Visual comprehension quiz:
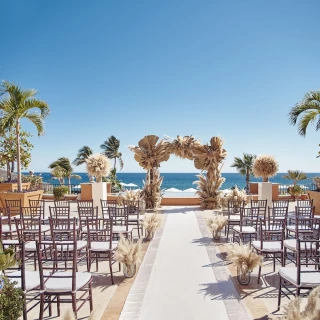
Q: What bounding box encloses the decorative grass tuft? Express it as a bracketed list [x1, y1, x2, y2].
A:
[227, 242, 262, 274]
[121, 189, 141, 201]
[206, 214, 228, 238]
[143, 213, 162, 238]
[114, 234, 142, 266]
[280, 286, 320, 320]
[220, 186, 248, 208]
[252, 155, 279, 182]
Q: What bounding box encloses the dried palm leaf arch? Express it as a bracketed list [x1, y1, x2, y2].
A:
[128, 135, 227, 210]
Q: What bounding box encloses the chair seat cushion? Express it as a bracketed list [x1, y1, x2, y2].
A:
[2, 239, 19, 245]
[24, 225, 50, 234]
[228, 215, 241, 221]
[56, 240, 87, 251]
[252, 241, 282, 252]
[113, 226, 133, 233]
[90, 241, 118, 251]
[279, 267, 320, 286]
[7, 270, 41, 291]
[1, 225, 17, 233]
[128, 215, 145, 221]
[45, 271, 92, 293]
[283, 239, 314, 251]
[233, 226, 256, 233]
[286, 225, 313, 232]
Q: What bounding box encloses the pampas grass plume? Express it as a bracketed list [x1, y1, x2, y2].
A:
[143, 213, 162, 234]
[252, 155, 279, 182]
[114, 234, 142, 266]
[206, 214, 228, 237]
[227, 243, 262, 273]
[86, 154, 111, 182]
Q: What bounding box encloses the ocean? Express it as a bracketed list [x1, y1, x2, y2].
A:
[28, 172, 319, 190]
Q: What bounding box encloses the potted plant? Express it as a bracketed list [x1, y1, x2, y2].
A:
[85, 154, 111, 214]
[252, 155, 279, 207]
[227, 242, 262, 285]
[0, 81, 49, 206]
[53, 186, 69, 200]
[0, 243, 24, 320]
[143, 213, 161, 240]
[114, 235, 142, 278]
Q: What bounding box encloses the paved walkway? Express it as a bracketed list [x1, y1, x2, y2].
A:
[120, 207, 252, 320]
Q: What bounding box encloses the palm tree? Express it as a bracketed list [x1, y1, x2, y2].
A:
[289, 90, 320, 136]
[100, 135, 124, 170]
[0, 81, 50, 191]
[48, 157, 81, 187]
[73, 146, 93, 166]
[282, 170, 307, 186]
[231, 153, 256, 193]
[104, 168, 122, 192]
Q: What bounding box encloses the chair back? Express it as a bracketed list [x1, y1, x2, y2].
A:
[3, 241, 26, 291]
[293, 217, 320, 240]
[297, 199, 313, 207]
[272, 200, 289, 208]
[29, 199, 46, 219]
[15, 216, 43, 242]
[49, 217, 77, 241]
[5, 199, 22, 216]
[239, 206, 258, 231]
[77, 200, 94, 208]
[257, 218, 284, 250]
[49, 206, 70, 219]
[101, 200, 118, 217]
[21, 206, 44, 219]
[268, 206, 288, 221]
[86, 217, 113, 250]
[0, 208, 14, 239]
[250, 199, 267, 217]
[227, 200, 245, 214]
[123, 200, 141, 217]
[295, 206, 314, 219]
[296, 239, 320, 286]
[109, 206, 129, 227]
[36, 240, 77, 292]
[54, 199, 70, 208]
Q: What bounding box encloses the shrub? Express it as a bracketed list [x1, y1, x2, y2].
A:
[21, 175, 42, 190]
[53, 186, 69, 200]
[289, 185, 304, 198]
[0, 277, 24, 320]
[313, 177, 320, 190]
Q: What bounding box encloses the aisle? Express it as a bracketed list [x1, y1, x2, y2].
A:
[120, 208, 252, 320]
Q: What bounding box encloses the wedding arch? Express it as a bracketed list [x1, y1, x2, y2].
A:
[128, 135, 227, 210]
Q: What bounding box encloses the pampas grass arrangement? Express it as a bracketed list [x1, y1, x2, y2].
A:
[114, 234, 142, 278]
[86, 154, 111, 183]
[169, 135, 200, 160]
[121, 189, 141, 201]
[227, 242, 262, 284]
[252, 155, 279, 182]
[143, 213, 162, 240]
[280, 286, 320, 320]
[206, 214, 228, 239]
[220, 186, 248, 209]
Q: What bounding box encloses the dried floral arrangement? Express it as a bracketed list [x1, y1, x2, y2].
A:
[206, 214, 228, 238]
[85, 154, 111, 183]
[227, 242, 262, 274]
[114, 234, 142, 266]
[280, 286, 320, 320]
[220, 186, 248, 208]
[121, 189, 141, 201]
[252, 155, 279, 182]
[168, 135, 200, 160]
[143, 213, 162, 239]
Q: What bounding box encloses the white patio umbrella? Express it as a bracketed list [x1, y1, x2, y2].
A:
[165, 187, 182, 192]
[183, 188, 197, 192]
[126, 183, 138, 187]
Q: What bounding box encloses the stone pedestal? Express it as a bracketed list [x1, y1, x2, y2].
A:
[91, 182, 107, 216]
[258, 182, 272, 210]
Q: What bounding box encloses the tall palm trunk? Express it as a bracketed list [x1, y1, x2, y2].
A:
[246, 171, 250, 194]
[114, 158, 117, 170]
[68, 177, 71, 194]
[16, 122, 22, 192]
[11, 161, 14, 173]
[6, 161, 11, 182]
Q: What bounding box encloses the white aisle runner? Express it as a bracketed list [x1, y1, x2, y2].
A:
[120, 208, 252, 320]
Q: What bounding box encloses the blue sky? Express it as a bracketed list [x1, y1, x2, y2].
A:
[0, 0, 319, 173]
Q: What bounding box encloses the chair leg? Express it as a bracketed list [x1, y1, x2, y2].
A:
[57, 296, 61, 317]
[96, 254, 99, 272]
[39, 293, 45, 320]
[277, 282, 282, 311]
[296, 288, 301, 297]
[22, 295, 27, 320]
[109, 254, 114, 285]
[257, 265, 262, 284]
[137, 222, 140, 238]
[72, 293, 77, 319]
[273, 255, 276, 272]
[89, 282, 93, 312]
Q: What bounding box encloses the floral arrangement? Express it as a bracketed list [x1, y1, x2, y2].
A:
[280, 286, 320, 320]
[252, 155, 279, 182]
[114, 235, 142, 265]
[227, 243, 262, 275]
[85, 154, 111, 183]
[121, 189, 141, 201]
[220, 186, 247, 209]
[206, 214, 228, 238]
[143, 213, 162, 240]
